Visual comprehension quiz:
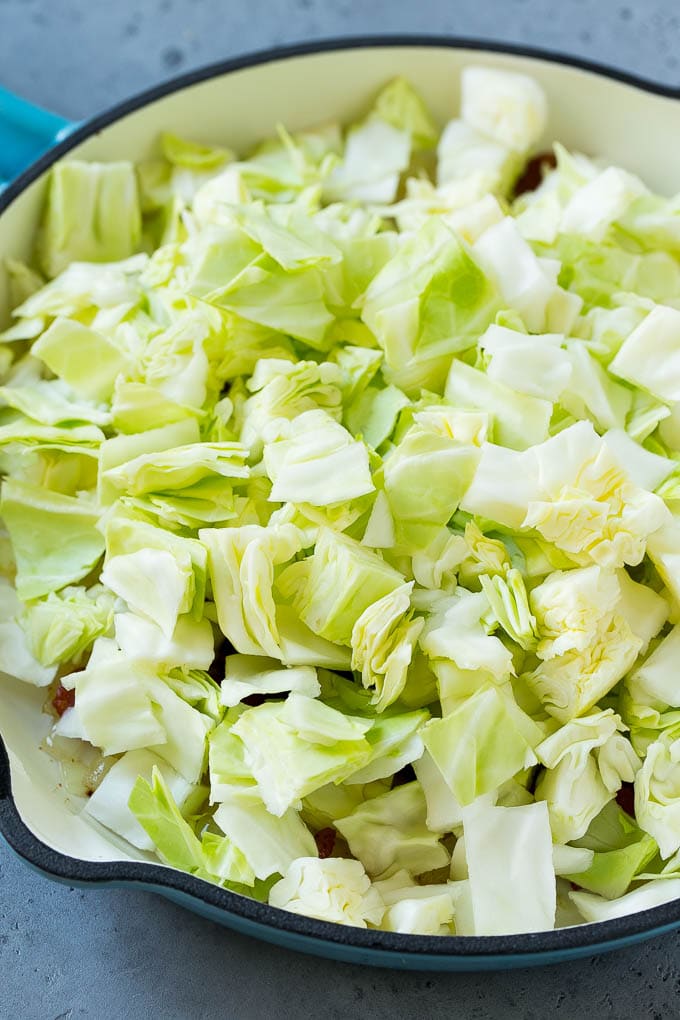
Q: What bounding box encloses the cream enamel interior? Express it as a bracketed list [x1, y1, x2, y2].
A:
[1, 43, 680, 867]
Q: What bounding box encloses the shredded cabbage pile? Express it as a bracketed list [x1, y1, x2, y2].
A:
[4, 65, 680, 936]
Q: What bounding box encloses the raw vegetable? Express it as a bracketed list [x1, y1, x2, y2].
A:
[3, 65, 680, 937]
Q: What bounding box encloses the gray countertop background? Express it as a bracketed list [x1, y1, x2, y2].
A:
[2, 1, 680, 1017]
[2, 0, 680, 119]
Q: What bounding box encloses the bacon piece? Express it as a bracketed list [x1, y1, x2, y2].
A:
[314, 827, 336, 859]
[513, 151, 557, 197]
[52, 684, 75, 717]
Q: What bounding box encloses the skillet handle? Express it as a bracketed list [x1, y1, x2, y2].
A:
[0, 86, 76, 188]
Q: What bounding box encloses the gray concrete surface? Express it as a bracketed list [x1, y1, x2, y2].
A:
[0, 0, 679, 119]
[2, 845, 679, 1020]
[2, 1, 680, 1017]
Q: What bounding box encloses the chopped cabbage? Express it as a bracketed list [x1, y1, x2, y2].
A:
[3, 63, 680, 938]
[263, 409, 375, 505]
[86, 748, 195, 851]
[38, 161, 141, 277]
[350, 582, 423, 711]
[535, 709, 640, 841]
[422, 685, 540, 805]
[269, 857, 384, 927]
[335, 781, 449, 877]
[460, 66, 547, 153]
[635, 727, 680, 859]
[19, 584, 116, 666]
[461, 800, 556, 935]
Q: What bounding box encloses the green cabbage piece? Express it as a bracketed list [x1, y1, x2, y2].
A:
[567, 801, 658, 899]
[350, 581, 423, 711]
[372, 77, 438, 149]
[1, 480, 105, 600]
[263, 409, 375, 506]
[114, 612, 215, 671]
[445, 359, 552, 451]
[460, 800, 556, 935]
[104, 508, 207, 616]
[110, 381, 199, 434]
[128, 766, 210, 871]
[62, 641, 212, 782]
[102, 509, 208, 639]
[345, 708, 429, 784]
[241, 358, 343, 453]
[102, 549, 197, 639]
[19, 584, 115, 666]
[570, 878, 680, 923]
[213, 789, 317, 881]
[164, 667, 222, 720]
[335, 781, 449, 877]
[235, 202, 342, 272]
[230, 696, 374, 815]
[344, 384, 410, 450]
[460, 66, 547, 154]
[31, 317, 131, 401]
[160, 132, 235, 170]
[9, 255, 143, 324]
[381, 423, 481, 532]
[0, 577, 57, 686]
[200, 522, 303, 658]
[208, 715, 260, 804]
[361, 218, 499, 395]
[99, 419, 201, 504]
[545, 234, 680, 310]
[419, 587, 515, 682]
[128, 765, 257, 888]
[0, 379, 111, 427]
[102, 441, 249, 497]
[421, 685, 541, 806]
[479, 324, 571, 402]
[38, 161, 142, 278]
[437, 119, 520, 193]
[460, 421, 669, 571]
[380, 886, 459, 935]
[289, 527, 404, 645]
[534, 709, 640, 842]
[4, 258, 45, 309]
[220, 654, 320, 708]
[187, 229, 333, 348]
[609, 304, 680, 403]
[87, 748, 196, 851]
[269, 857, 385, 927]
[479, 568, 537, 651]
[323, 117, 410, 205]
[634, 726, 680, 860]
[561, 342, 633, 432]
[413, 749, 465, 832]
